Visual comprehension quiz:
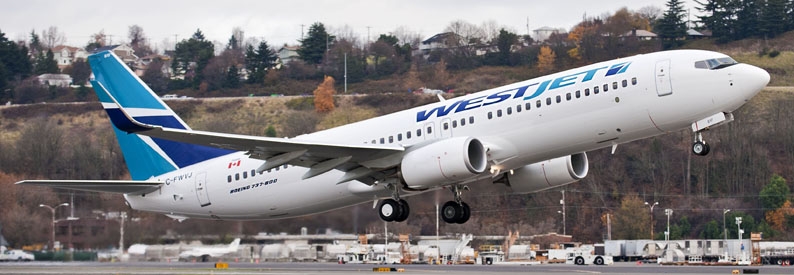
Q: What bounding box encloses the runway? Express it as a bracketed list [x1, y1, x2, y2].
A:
[1, 261, 792, 275]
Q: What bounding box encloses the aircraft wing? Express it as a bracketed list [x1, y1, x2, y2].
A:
[97, 83, 404, 184]
[16, 180, 163, 195]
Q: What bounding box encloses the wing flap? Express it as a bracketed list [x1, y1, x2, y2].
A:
[16, 180, 163, 195]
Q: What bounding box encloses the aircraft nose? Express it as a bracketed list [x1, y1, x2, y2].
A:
[743, 64, 770, 92]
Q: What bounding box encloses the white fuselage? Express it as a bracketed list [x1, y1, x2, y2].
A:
[124, 50, 768, 220]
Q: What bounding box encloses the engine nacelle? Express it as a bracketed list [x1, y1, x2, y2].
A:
[505, 153, 589, 194]
[400, 137, 487, 189]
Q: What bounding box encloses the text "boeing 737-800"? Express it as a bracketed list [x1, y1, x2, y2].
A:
[18, 49, 769, 224]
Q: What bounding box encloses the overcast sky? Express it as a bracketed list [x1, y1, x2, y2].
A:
[1, 0, 701, 51]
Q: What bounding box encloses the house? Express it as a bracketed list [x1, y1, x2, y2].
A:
[92, 44, 139, 67]
[278, 45, 300, 66]
[134, 54, 172, 77]
[687, 29, 710, 39]
[51, 45, 89, 70]
[533, 26, 565, 42]
[37, 74, 73, 87]
[418, 32, 461, 56]
[623, 29, 658, 41]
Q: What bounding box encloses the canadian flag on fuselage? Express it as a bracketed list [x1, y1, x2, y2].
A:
[228, 159, 241, 169]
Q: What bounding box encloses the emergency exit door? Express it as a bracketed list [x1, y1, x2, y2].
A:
[655, 60, 672, 96]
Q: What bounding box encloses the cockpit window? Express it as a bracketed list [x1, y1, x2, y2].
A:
[694, 57, 738, 70]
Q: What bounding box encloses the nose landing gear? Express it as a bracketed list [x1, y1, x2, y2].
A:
[692, 132, 710, 156]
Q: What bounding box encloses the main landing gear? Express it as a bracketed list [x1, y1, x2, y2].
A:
[692, 132, 710, 156]
[378, 183, 410, 222]
[440, 185, 470, 224]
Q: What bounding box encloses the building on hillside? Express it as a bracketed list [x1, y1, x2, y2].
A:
[135, 54, 172, 77]
[687, 29, 711, 39]
[278, 45, 300, 66]
[418, 32, 460, 58]
[622, 29, 658, 41]
[92, 44, 139, 67]
[533, 26, 565, 43]
[37, 74, 73, 87]
[51, 45, 89, 70]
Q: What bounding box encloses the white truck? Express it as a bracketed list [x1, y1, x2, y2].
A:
[0, 246, 35, 261]
[565, 247, 613, 266]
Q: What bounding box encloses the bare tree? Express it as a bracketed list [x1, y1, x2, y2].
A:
[42, 26, 65, 49]
[480, 20, 502, 43]
[392, 26, 423, 47]
[331, 25, 361, 47]
[637, 5, 663, 25]
[128, 25, 153, 56]
[231, 27, 245, 50]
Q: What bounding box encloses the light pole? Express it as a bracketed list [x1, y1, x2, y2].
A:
[736, 216, 744, 261]
[723, 209, 730, 243]
[39, 203, 69, 250]
[560, 190, 566, 235]
[664, 209, 673, 262]
[645, 201, 659, 239]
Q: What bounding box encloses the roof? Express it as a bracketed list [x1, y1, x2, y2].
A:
[534, 26, 558, 32]
[624, 30, 657, 37]
[52, 45, 82, 53]
[422, 32, 458, 44]
[37, 73, 73, 80]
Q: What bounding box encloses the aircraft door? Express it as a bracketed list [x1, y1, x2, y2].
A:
[655, 60, 672, 96]
[440, 118, 452, 138]
[195, 172, 211, 207]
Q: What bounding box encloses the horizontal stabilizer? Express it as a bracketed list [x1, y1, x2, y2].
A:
[16, 180, 163, 195]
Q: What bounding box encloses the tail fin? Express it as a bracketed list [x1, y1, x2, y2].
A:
[228, 238, 241, 251]
[88, 51, 233, 180]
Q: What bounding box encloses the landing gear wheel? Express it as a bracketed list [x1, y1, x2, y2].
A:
[456, 202, 470, 224]
[378, 199, 400, 222]
[394, 199, 410, 222]
[441, 201, 463, 223]
[692, 141, 710, 156]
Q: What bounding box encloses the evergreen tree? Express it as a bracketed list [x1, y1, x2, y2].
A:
[760, 0, 789, 38]
[172, 29, 215, 88]
[734, 0, 761, 40]
[35, 49, 59, 74]
[696, 0, 737, 43]
[0, 30, 33, 82]
[298, 22, 334, 65]
[224, 66, 240, 88]
[495, 28, 518, 66]
[244, 41, 277, 84]
[760, 175, 789, 210]
[656, 0, 688, 49]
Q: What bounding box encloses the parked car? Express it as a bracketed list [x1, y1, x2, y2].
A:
[0, 249, 35, 261]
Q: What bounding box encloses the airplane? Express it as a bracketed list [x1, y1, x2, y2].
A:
[18, 49, 769, 225]
[178, 238, 241, 262]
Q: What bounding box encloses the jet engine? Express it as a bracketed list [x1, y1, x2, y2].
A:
[400, 137, 487, 189]
[504, 153, 589, 194]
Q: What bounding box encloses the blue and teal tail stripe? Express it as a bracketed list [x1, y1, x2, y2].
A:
[88, 51, 233, 180]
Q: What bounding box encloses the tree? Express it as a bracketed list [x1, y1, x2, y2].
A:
[85, 30, 107, 52]
[696, 0, 737, 43]
[765, 200, 794, 231]
[760, 0, 789, 38]
[63, 58, 91, 85]
[495, 29, 518, 66]
[612, 194, 650, 239]
[536, 46, 556, 73]
[734, 0, 761, 40]
[701, 220, 722, 239]
[172, 29, 215, 88]
[656, 0, 688, 49]
[245, 40, 277, 84]
[224, 65, 240, 88]
[141, 57, 169, 93]
[313, 76, 336, 113]
[128, 25, 153, 57]
[34, 49, 59, 74]
[0, 29, 32, 84]
[760, 174, 789, 210]
[42, 26, 65, 49]
[298, 22, 334, 65]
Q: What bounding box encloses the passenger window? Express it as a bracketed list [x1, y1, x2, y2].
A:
[275, 166, 280, 171]
[536, 100, 541, 108]
[603, 84, 608, 92]
[427, 127, 432, 134]
[283, 164, 288, 169]
[397, 133, 402, 141]
[488, 112, 493, 119]
[507, 107, 512, 115]
[594, 86, 600, 94]
[469, 116, 474, 124]
[632, 77, 637, 85]
[380, 138, 385, 144]
[460, 118, 466, 126]
[613, 82, 618, 89]
[452, 120, 458, 128]
[575, 90, 581, 98]
[417, 129, 422, 137]
[251, 170, 256, 177]
[235, 173, 240, 181]
[546, 97, 552, 106]
[516, 104, 522, 112]
[389, 136, 394, 143]
[227, 175, 232, 183]
[497, 109, 503, 117]
[526, 102, 531, 110]
[443, 122, 449, 130]
[371, 139, 376, 144]
[585, 88, 590, 96]
[243, 171, 248, 179]
[556, 95, 561, 103]
[622, 80, 628, 87]
[407, 131, 412, 139]
[566, 93, 571, 101]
